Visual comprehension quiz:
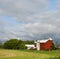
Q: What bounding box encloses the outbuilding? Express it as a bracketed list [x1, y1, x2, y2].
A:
[25, 44, 36, 50]
[35, 38, 53, 50]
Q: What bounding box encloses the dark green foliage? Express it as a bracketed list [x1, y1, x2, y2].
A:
[16, 40, 27, 49]
[3, 39, 34, 49]
[0, 42, 3, 48]
[3, 39, 19, 49]
[51, 42, 56, 50]
[19, 41, 27, 49]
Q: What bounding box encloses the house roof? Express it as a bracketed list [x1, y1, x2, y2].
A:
[35, 38, 52, 43]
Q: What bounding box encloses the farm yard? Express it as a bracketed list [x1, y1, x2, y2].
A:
[0, 49, 60, 59]
[0, 0, 60, 59]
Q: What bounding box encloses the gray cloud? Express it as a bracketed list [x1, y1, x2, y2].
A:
[0, 0, 60, 42]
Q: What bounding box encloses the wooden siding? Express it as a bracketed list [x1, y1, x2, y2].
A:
[40, 40, 52, 50]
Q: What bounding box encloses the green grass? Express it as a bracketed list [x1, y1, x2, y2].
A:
[0, 49, 60, 59]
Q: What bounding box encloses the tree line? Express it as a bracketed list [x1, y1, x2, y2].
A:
[0, 38, 60, 50]
[0, 39, 34, 49]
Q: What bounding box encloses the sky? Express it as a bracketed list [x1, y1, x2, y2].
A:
[0, 0, 60, 42]
[49, 0, 56, 10]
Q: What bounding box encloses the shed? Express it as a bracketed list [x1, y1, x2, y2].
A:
[25, 44, 36, 50]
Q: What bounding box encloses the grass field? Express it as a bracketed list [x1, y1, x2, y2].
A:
[0, 49, 60, 59]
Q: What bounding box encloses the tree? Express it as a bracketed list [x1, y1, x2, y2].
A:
[3, 39, 19, 49]
[0, 42, 3, 48]
[51, 42, 56, 50]
[3, 39, 26, 49]
[3, 39, 34, 49]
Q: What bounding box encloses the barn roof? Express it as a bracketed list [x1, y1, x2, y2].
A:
[35, 38, 53, 43]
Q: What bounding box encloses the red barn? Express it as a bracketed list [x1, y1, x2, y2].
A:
[35, 38, 53, 50]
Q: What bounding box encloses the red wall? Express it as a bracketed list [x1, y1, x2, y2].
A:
[40, 40, 52, 50]
[40, 43, 45, 50]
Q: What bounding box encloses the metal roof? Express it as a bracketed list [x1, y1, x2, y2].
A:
[35, 38, 52, 43]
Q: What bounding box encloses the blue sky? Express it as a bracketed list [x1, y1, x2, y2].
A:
[0, 16, 16, 23]
[0, 0, 60, 42]
[49, 0, 56, 10]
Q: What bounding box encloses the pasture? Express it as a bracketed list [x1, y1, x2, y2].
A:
[0, 49, 60, 59]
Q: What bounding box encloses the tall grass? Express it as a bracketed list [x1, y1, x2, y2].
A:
[0, 49, 60, 59]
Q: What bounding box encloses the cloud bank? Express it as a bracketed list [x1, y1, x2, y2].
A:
[0, 0, 60, 42]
